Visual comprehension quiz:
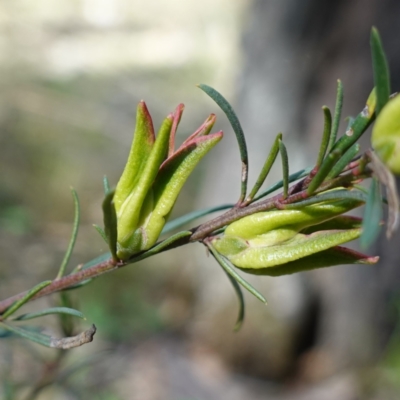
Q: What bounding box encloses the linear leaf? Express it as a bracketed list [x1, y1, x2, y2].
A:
[12, 307, 85, 321]
[328, 80, 344, 152]
[103, 175, 111, 196]
[246, 133, 281, 203]
[207, 242, 267, 304]
[283, 189, 367, 209]
[308, 89, 376, 194]
[279, 139, 289, 198]
[198, 84, 248, 203]
[127, 231, 192, 264]
[0, 322, 96, 349]
[371, 27, 390, 115]
[0, 322, 52, 346]
[360, 177, 383, 249]
[102, 190, 118, 261]
[253, 167, 312, 202]
[56, 188, 80, 279]
[224, 271, 245, 331]
[2, 281, 52, 320]
[93, 224, 108, 244]
[316, 106, 332, 166]
[326, 143, 360, 180]
[162, 204, 233, 234]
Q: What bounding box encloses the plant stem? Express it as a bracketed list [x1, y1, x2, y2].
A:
[0, 166, 372, 315]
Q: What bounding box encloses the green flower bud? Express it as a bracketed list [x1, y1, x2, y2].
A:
[108, 102, 222, 260]
[212, 197, 377, 274]
[372, 94, 400, 174]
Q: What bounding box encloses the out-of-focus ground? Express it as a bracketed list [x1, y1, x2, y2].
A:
[1, 1, 400, 399]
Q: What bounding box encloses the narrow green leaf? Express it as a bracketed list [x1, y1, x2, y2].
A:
[279, 139, 289, 199]
[102, 190, 118, 261]
[307, 149, 342, 194]
[80, 252, 111, 271]
[224, 271, 245, 331]
[0, 322, 96, 349]
[238, 246, 378, 277]
[253, 167, 312, 202]
[331, 88, 376, 154]
[12, 307, 85, 321]
[198, 84, 248, 203]
[326, 143, 360, 180]
[207, 242, 267, 304]
[2, 281, 52, 320]
[93, 224, 108, 244]
[0, 322, 52, 346]
[283, 189, 367, 209]
[308, 89, 376, 194]
[114, 101, 155, 212]
[62, 279, 93, 291]
[360, 177, 383, 249]
[56, 188, 80, 279]
[128, 230, 192, 264]
[371, 27, 390, 115]
[141, 132, 223, 250]
[246, 133, 282, 203]
[103, 175, 111, 196]
[328, 80, 344, 152]
[162, 203, 233, 235]
[316, 106, 332, 167]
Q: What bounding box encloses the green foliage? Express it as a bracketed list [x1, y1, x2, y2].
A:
[0, 28, 397, 355]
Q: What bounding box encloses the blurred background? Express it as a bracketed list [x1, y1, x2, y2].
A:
[1, 0, 400, 399]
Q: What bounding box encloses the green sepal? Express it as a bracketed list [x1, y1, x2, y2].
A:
[140, 131, 223, 250]
[224, 228, 362, 269]
[238, 246, 379, 276]
[114, 101, 155, 212]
